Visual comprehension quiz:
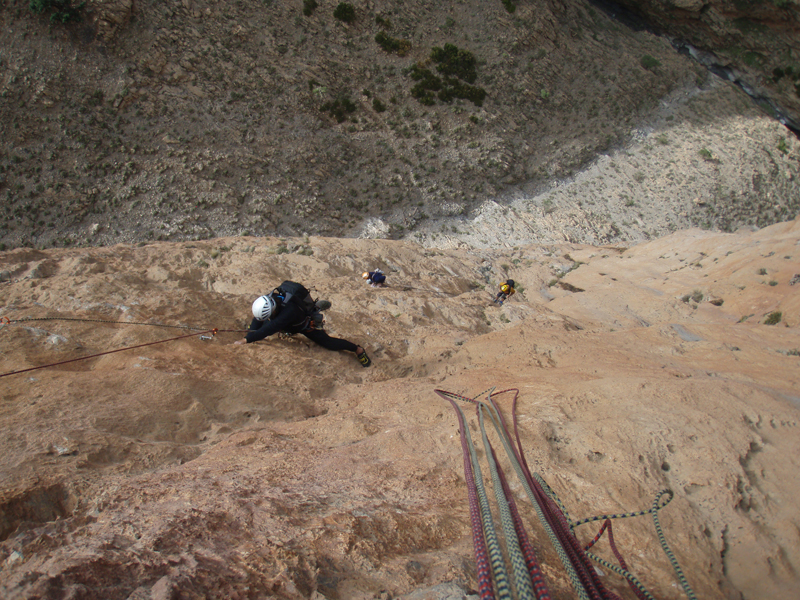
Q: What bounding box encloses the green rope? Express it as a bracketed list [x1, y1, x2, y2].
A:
[454, 399, 513, 599]
[441, 388, 590, 599]
[651, 491, 697, 600]
[479, 394, 591, 600]
[477, 403, 535, 598]
[544, 475, 695, 600]
[584, 550, 655, 600]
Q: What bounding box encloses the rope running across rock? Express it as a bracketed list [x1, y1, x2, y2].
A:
[0, 314, 245, 379]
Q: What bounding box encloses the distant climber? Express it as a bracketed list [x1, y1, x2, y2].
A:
[362, 269, 387, 288]
[233, 280, 371, 367]
[493, 279, 516, 305]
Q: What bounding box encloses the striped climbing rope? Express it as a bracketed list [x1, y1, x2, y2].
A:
[477, 405, 536, 598]
[437, 387, 697, 600]
[440, 393, 501, 600]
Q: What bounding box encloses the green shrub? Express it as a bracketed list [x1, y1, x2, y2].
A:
[640, 55, 660, 70]
[408, 63, 486, 107]
[29, 0, 85, 23]
[302, 0, 318, 16]
[431, 43, 478, 83]
[764, 311, 782, 325]
[502, 0, 516, 13]
[375, 31, 411, 56]
[437, 80, 486, 106]
[372, 98, 387, 112]
[321, 97, 356, 122]
[333, 2, 355, 22]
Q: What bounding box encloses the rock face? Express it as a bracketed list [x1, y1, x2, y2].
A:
[611, 0, 800, 129]
[0, 218, 798, 599]
[88, 0, 134, 43]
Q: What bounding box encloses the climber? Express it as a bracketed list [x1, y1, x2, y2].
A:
[494, 279, 516, 305]
[233, 280, 371, 367]
[362, 269, 387, 288]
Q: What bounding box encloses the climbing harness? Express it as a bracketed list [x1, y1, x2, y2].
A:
[435, 387, 697, 600]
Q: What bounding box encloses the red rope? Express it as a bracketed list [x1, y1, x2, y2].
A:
[435, 390, 496, 600]
[0, 329, 215, 379]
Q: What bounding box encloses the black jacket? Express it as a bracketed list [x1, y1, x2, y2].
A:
[245, 299, 309, 343]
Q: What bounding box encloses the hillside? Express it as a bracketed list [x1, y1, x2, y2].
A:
[1, 0, 799, 251]
[1, 219, 798, 599]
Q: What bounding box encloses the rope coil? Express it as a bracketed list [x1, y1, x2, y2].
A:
[436, 387, 697, 600]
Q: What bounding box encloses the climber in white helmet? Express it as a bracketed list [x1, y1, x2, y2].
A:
[233, 280, 371, 367]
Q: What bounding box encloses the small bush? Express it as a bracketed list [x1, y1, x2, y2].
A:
[641, 55, 661, 70]
[333, 2, 356, 22]
[30, 0, 85, 23]
[758, 267, 768, 275]
[372, 98, 387, 112]
[302, 0, 318, 16]
[408, 64, 486, 107]
[764, 311, 782, 325]
[321, 97, 356, 122]
[431, 43, 477, 83]
[769, 280, 778, 286]
[375, 31, 411, 56]
[502, 0, 516, 13]
[699, 148, 713, 160]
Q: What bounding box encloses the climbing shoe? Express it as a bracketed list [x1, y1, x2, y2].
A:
[357, 349, 371, 368]
[315, 299, 332, 311]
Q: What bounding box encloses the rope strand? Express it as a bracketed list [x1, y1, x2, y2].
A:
[0, 329, 215, 379]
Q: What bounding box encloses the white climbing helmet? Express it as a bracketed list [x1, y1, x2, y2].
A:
[252, 295, 276, 321]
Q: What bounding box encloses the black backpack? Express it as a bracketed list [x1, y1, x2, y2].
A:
[274, 281, 316, 316]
